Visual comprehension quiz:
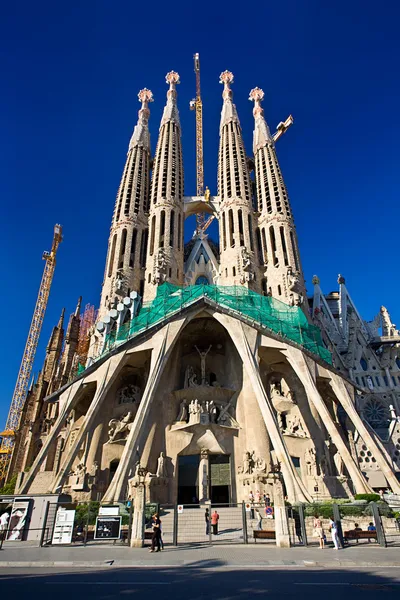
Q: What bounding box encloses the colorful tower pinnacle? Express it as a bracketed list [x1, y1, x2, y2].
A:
[217, 71, 260, 289]
[99, 88, 153, 317]
[250, 87, 306, 306]
[143, 72, 184, 301]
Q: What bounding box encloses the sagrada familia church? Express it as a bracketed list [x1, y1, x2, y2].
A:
[12, 68, 400, 508]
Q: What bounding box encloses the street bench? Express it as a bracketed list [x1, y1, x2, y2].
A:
[253, 530, 276, 542]
[343, 530, 377, 543]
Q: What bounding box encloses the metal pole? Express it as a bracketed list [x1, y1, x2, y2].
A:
[84, 502, 90, 546]
[173, 504, 178, 546]
[332, 503, 344, 548]
[39, 501, 50, 547]
[371, 502, 387, 547]
[127, 501, 133, 545]
[242, 502, 248, 544]
[299, 503, 308, 546]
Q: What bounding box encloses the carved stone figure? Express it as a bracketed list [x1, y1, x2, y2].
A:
[117, 384, 141, 404]
[333, 448, 345, 476]
[305, 447, 317, 476]
[153, 249, 167, 284]
[184, 365, 198, 388]
[255, 457, 267, 473]
[107, 412, 133, 443]
[243, 451, 253, 474]
[69, 462, 86, 487]
[176, 399, 189, 422]
[240, 247, 251, 271]
[285, 413, 307, 437]
[209, 401, 219, 424]
[195, 345, 212, 385]
[156, 452, 167, 478]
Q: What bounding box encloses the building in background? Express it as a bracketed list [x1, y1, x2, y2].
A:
[12, 68, 400, 504]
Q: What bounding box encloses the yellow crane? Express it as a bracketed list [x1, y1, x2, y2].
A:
[190, 52, 206, 233]
[0, 224, 62, 484]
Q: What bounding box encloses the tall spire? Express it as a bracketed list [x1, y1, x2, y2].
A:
[219, 70, 240, 132]
[74, 296, 82, 317]
[129, 88, 153, 151]
[98, 88, 153, 317]
[250, 87, 306, 306]
[217, 71, 260, 289]
[143, 72, 184, 301]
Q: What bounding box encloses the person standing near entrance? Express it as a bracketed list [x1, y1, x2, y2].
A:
[149, 513, 161, 553]
[205, 508, 210, 535]
[329, 517, 340, 550]
[211, 510, 219, 535]
[313, 515, 325, 549]
[0, 510, 10, 538]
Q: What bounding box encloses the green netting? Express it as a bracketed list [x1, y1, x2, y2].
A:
[101, 283, 332, 365]
[77, 363, 86, 376]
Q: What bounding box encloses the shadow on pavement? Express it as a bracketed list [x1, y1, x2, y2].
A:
[0, 565, 400, 599]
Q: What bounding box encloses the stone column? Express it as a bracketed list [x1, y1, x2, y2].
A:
[129, 467, 147, 548]
[273, 477, 290, 548]
[199, 449, 209, 503]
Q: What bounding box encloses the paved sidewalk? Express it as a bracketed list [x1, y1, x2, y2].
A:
[1, 543, 400, 568]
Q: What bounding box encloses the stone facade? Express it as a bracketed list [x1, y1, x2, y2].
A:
[12, 67, 400, 507]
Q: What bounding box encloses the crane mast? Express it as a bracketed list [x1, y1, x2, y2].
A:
[0, 224, 62, 484]
[190, 53, 206, 232]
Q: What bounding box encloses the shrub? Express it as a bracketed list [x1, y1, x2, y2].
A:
[354, 493, 380, 503]
[0, 474, 17, 495]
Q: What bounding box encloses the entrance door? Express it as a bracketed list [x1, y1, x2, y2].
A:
[178, 455, 200, 504]
[210, 454, 231, 504]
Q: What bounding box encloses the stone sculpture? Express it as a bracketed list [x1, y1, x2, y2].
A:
[156, 452, 167, 478]
[107, 412, 133, 443]
[176, 399, 189, 422]
[305, 447, 317, 476]
[195, 344, 212, 385]
[117, 384, 141, 404]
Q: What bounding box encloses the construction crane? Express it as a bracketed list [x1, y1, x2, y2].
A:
[190, 52, 206, 233]
[0, 224, 62, 484]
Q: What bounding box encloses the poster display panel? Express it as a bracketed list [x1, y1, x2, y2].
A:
[6, 499, 30, 541]
[94, 516, 121, 540]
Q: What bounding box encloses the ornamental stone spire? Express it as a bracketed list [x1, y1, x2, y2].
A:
[217, 71, 261, 289]
[250, 88, 306, 306]
[98, 89, 153, 318]
[143, 72, 184, 301]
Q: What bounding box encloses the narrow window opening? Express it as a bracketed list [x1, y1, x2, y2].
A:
[222, 213, 227, 251]
[277, 285, 282, 295]
[238, 209, 244, 246]
[269, 226, 278, 266]
[256, 228, 263, 263]
[159, 210, 165, 248]
[280, 227, 289, 266]
[229, 209, 235, 247]
[129, 229, 137, 267]
[177, 215, 181, 250]
[169, 210, 175, 247]
[150, 216, 156, 256]
[108, 235, 117, 277]
[248, 214, 254, 251]
[233, 266, 236, 276]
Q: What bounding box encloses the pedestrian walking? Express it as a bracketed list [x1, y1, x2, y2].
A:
[205, 508, 210, 535]
[313, 515, 325, 549]
[0, 510, 10, 532]
[149, 513, 161, 553]
[159, 519, 164, 550]
[329, 518, 340, 550]
[211, 510, 219, 535]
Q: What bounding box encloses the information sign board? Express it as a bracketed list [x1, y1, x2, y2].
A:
[94, 516, 122, 540]
[52, 508, 75, 545]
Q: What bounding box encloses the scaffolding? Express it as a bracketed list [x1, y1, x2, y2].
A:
[99, 283, 331, 365]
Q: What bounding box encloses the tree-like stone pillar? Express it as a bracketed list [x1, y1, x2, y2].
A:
[273, 476, 290, 548]
[199, 448, 209, 503]
[129, 466, 147, 548]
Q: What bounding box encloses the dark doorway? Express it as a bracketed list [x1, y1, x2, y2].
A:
[178, 455, 200, 504]
[210, 454, 231, 504]
[109, 460, 119, 484]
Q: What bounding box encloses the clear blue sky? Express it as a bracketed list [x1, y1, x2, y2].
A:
[1, 0, 399, 425]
